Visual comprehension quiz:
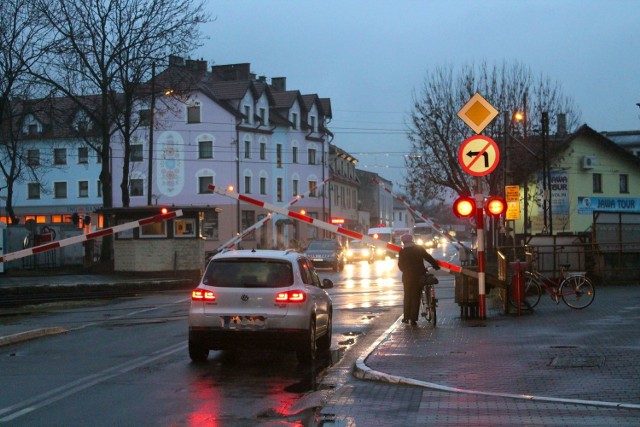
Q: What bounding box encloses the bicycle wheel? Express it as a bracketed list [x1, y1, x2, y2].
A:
[560, 275, 595, 309]
[509, 271, 542, 309]
[420, 288, 429, 320]
[429, 290, 437, 327]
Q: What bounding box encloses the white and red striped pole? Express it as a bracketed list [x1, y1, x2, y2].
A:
[372, 177, 472, 254]
[215, 178, 330, 252]
[0, 210, 183, 264]
[208, 184, 463, 274]
[475, 194, 486, 320]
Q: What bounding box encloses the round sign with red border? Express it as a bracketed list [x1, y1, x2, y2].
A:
[458, 135, 500, 177]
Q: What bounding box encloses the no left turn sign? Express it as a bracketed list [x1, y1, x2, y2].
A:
[458, 135, 500, 177]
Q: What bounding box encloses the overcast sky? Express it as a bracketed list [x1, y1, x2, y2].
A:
[196, 0, 640, 187]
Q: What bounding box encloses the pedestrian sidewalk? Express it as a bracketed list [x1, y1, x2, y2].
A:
[351, 281, 640, 409]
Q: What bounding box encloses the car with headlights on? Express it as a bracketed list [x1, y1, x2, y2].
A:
[304, 239, 345, 271]
[345, 239, 374, 264]
[188, 249, 334, 363]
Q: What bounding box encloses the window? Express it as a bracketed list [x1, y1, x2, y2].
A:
[277, 178, 283, 202]
[293, 179, 299, 197]
[199, 176, 213, 194]
[95, 148, 102, 164]
[187, 104, 201, 123]
[260, 142, 266, 160]
[292, 146, 298, 164]
[292, 112, 298, 130]
[309, 116, 316, 131]
[200, 210, 219, 240]
[140, 221, 166, 238]
[244, 176, 251, 193]
[243, 105, 251, 124]
[130, 178, 144, 196]
[620, 174, 629, 193]
[241, 210, 256, 240]
[28, 183, 40, 199]
[276, 144, 282, 168]
[130, 144, 143, 162]
[174, 218, 195, 237]
[27, 150, 40, 166]
[244, 139, 251, 159]
[260, 177, 267, 195]
[199, 140, 213, 159]
[259, 107, 266, 125]
[54, 182, 67, 199]
[593, 173, 602, 193]
[78, 147, 88, 164]
[78, 181, 89, 198]
[309, 180, 317, 197]
[308, 148, 317, 165]
[97, 180, 102, 197]
[54, 148, 67, 165]
[139, 109, 150, 126]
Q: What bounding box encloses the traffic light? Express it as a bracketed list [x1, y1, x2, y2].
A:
[485, 196, 506, 217]
[453, 196, 475, 218]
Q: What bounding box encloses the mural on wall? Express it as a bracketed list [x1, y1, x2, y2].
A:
[157, 131, 185, 197]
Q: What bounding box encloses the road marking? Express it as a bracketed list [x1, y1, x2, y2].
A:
[0, 342, 187, 422]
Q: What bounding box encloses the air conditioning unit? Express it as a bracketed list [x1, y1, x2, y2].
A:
[581, 156, 596, 169]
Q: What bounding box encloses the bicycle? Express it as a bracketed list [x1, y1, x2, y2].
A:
[509, 263, 595, 310]
[419, 268, 438, 326]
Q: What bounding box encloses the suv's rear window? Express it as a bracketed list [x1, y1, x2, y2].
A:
[202, 258, 293, 288]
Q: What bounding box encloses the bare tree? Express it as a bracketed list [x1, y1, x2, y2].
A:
[406, 61, 581, 202]
[31, 0, 208, 260]
[0, 0, 52, 224]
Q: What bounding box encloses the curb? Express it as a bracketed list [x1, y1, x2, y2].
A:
[0, 327, 69, 347]
[353, 316, 640, 411]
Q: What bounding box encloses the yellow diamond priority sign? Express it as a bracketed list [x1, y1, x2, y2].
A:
[457, 93, 499, 134]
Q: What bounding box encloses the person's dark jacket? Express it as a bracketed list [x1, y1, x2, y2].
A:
[398, 244, 440, 285]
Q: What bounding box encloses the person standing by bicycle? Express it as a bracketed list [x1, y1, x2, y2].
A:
[398, 234, 440, 325]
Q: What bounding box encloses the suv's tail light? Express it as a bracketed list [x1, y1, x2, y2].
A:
[275, 290, 306, 303]
[192, 288, 216, 301]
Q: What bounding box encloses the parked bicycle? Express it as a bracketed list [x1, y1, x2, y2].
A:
[510, 263, 595, 310]
[419, 267, 438, 326]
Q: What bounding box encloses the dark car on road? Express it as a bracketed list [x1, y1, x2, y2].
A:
[305, 239, 346, 271]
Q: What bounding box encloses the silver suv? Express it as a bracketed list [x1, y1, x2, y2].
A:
[188, 249, 334, 363]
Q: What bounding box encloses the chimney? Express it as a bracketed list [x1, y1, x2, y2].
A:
[556, 113, 567, 137]
[271, 77, 286, 92]
[185, 59, 207, 72]
[168, 55, 184, 66]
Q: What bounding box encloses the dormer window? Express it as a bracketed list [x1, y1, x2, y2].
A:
[259, 107, 266, 125]
[292, 112, 298, 130]
[22, 114, 41, 135]
[243, 105, 251, 124]
[73, 110, 93, 132]
[309, 116, 316, 132]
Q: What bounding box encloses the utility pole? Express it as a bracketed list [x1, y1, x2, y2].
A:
[147, 63, 155, 206]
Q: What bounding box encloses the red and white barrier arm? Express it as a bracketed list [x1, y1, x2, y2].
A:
[208, 184, 462, 274]
[0, 210, 183, 264]
[216, 178, 331, 251]
[372, 177, 472, 254]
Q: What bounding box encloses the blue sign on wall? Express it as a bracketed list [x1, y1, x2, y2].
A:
[577, 197, 640, 214]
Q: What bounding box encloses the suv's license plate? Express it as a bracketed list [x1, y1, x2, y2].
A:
[225, 315, 266, 330]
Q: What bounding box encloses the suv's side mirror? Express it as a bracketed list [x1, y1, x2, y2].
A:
[321, 278, 334, 289]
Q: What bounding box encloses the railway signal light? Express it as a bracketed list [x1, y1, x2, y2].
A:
[485, 196, 506, 217]
[453, 196, 475, 218]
